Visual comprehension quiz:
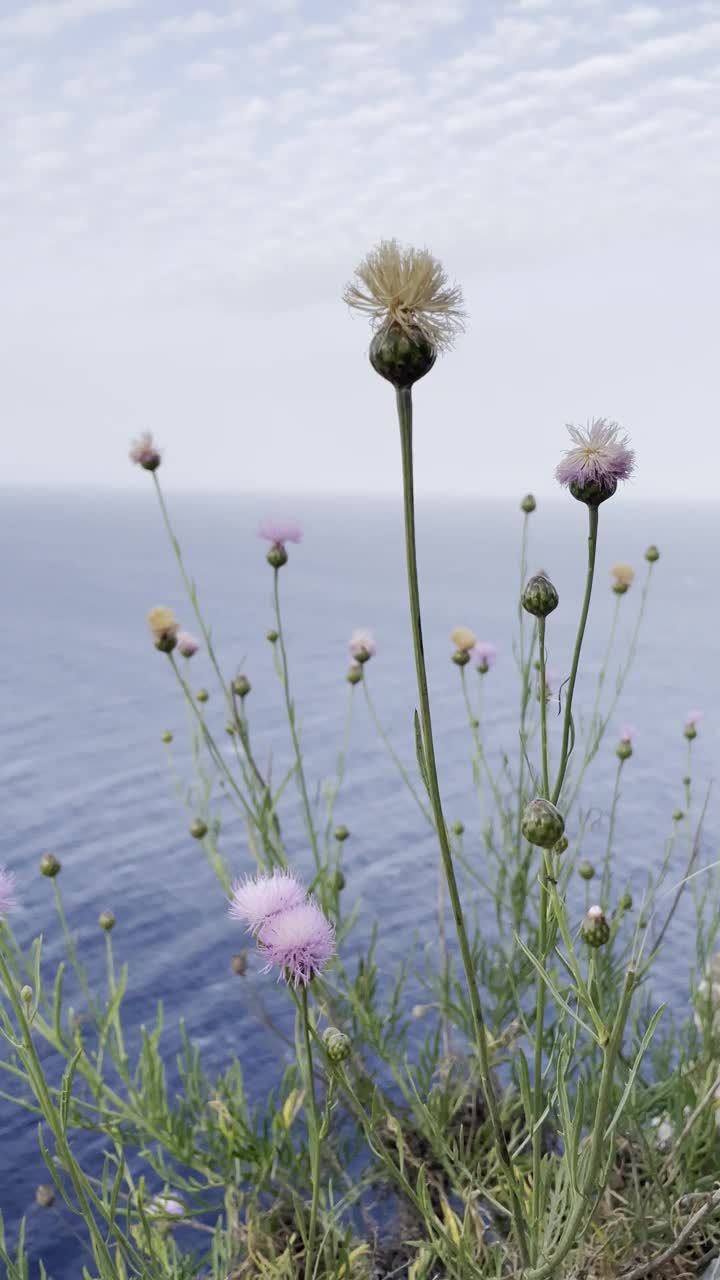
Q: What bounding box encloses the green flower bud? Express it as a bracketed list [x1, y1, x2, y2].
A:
[190, 819, 208, 840]
[553, 835, 569, 855]
[266, 543, 288, 569]
[21, 985, 33, 1004]
[612, 582, 629, 595]
[618, 891, 633, 911]
[225, 721, 237, 736]
[323, 1026, 352, 1063]
[673, 809, 685, 822]
[645, 544, 660, 563]
[521, 798, 565, 849]
[369, 321, 436, 388]
[451, 649, 471, 666]
[231, 951, 248, 976]
[196, 688, 210, 703]
[578, 860, 595, 881]
[521, 494, 536, 514]
[161, 730, 173, 744]
[582, 906, 610, 948]
[266, 629, 279, 644]
[332, 869, 346, 893]
[98, 911, 115, 932]
[682, 775, 691, 787]
[36, 1184, 55, 1208]
[232, 674, 251, 698]
[570, 476, 617, 506]
[684, 723, 697, 740]
[639, 913, 648, 928]
[334, 825, 350, 843]
[452, 820, 465, 836]
[522, 573, 559, 618]
[347, 665, 363, 685]
[617, 739, 633, 761]
[40, 852, 61, 878]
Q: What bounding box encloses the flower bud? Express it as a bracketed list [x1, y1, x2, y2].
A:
[266, 629, 279, 643]
[36, 1184, 55, 1208]
[332, 869, 346, 893]
[684, 722, 698, 741]
[322, 1026, 352, 1063]
[266, 543, 288, 569]
[161, 730, 173, 744]
[639, 913, 648, 928]
[452, 820, 465, 836]
[521, 494, 536, 514]
[582, 905, 610, 947]
[578, 860, 595, 881]
[618, 891, 633, 911]
[346, 665, 363, 685]
[452, 649, 471, 667]
[40, 852, 61, 878]
[225, 721, 237, 736]
[369, 321, 436, 388]
[231, 951, 248, 976]
[521, 798, 565, 849]
[645, 544, 660, 563]
[334, 825, 350, 843]
[98, 911, 115, 932]
[190, 819, 207, 840]
[617, 738, 633, 761]
[673, 809, 685, 822]
[21, 985, 32, 1004]
[232, 674, 251, 699]
[553, 835, 569, 855]
[522, 574, 559, 618]
[682, 775, 691, 787]
[196, 688, 209, 703]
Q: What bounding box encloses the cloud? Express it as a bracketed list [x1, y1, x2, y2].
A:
[0, 0, 137, 40]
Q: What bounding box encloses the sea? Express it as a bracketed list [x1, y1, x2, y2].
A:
[1, 489, 718, 1276]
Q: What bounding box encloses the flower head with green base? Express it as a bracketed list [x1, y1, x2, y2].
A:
[556, 419, 635, 505]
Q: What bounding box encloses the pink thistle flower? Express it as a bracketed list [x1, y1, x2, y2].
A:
[229, 870, 306, 935]
[258, 899, 335, 987]
[556, 419, 635, 505]
[472, 641, 497, 673]
[0, 868, 16, 920]
[620, 726, 637, 743]
[686, 711, 703, 727]
[176, 631, 200, 658]
[258, 521, 303, 547]
[348, 629, 376, 663]
[129, 432, 161, 472]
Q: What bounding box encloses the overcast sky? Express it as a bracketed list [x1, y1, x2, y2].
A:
[1, 0, 718, 497]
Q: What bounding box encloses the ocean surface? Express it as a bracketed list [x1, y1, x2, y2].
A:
[1, 489, 718, 1276]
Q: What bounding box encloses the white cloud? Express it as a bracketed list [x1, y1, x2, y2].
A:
[0, 0, 137, 40]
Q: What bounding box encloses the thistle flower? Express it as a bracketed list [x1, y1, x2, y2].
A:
[258, 899, 335, 987]
[348, 629, 376, 664]
[346, 662, 363, 686]
[229, 870, 306, 935]
[472, 641, 497, 674]
[129, 431, 161, 471]
[556, 419, 635, 506]
[147, 606, 179, 654]
[176, 631, 199, 658]
[582, 905, 610, 948]
[617, 726, 636, 761]
[611, 564, 635, 595]
[343, 239, 465, 387]
[685, 710, 702, 740]
[450, 626, 476, 653]
[258, 521, 302, 547]
[0, 868, 16, 919]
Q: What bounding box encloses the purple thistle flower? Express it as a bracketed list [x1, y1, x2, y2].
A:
[129, 432, 162, 472]
[0, 868, 16, 919]
[472, 641, 497, 673]
[348, 629, 376, 662]
[556, 419, 635, 505]
[229, 870, 306, 935]
[258, 899, 335, 987]
[686, 710, 703, 727]
[258, 521, 303, 547]
[176, 631, 200, 658]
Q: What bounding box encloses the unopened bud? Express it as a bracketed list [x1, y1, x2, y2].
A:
[40, 852, 61, 878]
[98, 911, 115, 932]
[521, 494, 536, 514]
[673, 809, 685, 822]
[21, 985, 33, 1004]
[266, 543, 288, 569]
[684, 723, 698, 741]
[521, 798, 565, 849]
[617, 738, 633, 761]
[452, 820, 465, 836]
[322, 1026, 352, 1063]
[190, 819, 208, 840]
[36, 1184, 55, 1208]
[334, 825, 350, 843]
[369, 321, 436, 388]
[578, 860, 595, 881]
[332, 869, 346, 893]
[161, 730, 173, 744]
[452, 649, 471, 666]
[196, 688, 209, 703]
[522, 574, 559, 618]
[582, 905, 610, 948]
[645, 545, 660, 563]
[682, 775, 691, 787]
[225, 721, 236, 736]
[266, 629, 279, 644]
[553, 835, 569, 855]
[618, 892, 633, 911]
[231, 951, 248, 976]
[232, 674, 251, 699]
[346, 665, 363, 686]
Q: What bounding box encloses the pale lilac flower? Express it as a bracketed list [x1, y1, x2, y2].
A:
[348, 629, 376, 662]
[620, 726, 637, 743]
[257, 521, 302, 547]
[129, 432, 161, 471]
[176, 631, 200, 658]
[0, 868, 16, 919]
[556, 419, 635, 504]
[686, 711, 703, 727]
[259, 899, 335, 987]
[229, 870, 306, 935]
[472, 641, 497, 673]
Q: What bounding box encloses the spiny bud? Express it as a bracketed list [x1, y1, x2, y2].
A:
[232, 674, 251, 699]
[346, 665, 363, 685]
[452, 820, 465, 836]
[323, 1026, 352, 1064]
[521, 798, 565, 849]
[618, 891, 633, 911]
[196, 688, 209, 703]
[35, 1184, 55, 1208]
[521, 494, 536, 514]
[334, 825, 350, 843]
[582, 905, 610, 948]
[98, 910, 115, 932]
[578, 860, 595, 881]
[190, 819, 208, 840]
[553, 835, 569, 855]
[21, 985, 33, 1004]
[231, 951, 248, 976]
[266, 543, 288, 569]
[266, 629, 279, 643]
[40, 852, 61, 878]
[645, 544, 660, 563]
[161, 730, 173, 744]
[522, 573, 559, 618]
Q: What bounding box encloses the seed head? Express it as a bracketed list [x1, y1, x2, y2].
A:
[147, 606, 179, 654]
[556, 419, 635, 506]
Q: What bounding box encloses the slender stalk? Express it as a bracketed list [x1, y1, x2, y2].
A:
[537, 619, 550, 800]
[601, 757, 624, 903]
[301, 985, 321, 1280]
[552, 504, 599, 805]
[363, 678, 433, 825]
[395, 385, 529, 1267]
[105, 932, 127, 1070]
[530, 617, 552, 1248]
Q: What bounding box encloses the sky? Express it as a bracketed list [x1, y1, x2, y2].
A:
[1, 0, 719, 497]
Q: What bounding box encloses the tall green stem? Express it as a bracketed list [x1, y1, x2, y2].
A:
[531, 617, 552, 1247]
[552, 505, 599, 805]
[395, 385, 529, 1267]
[301, 985, 321, 1280]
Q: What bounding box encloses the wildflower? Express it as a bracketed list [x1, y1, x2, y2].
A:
[348, 629, 376, 664]
[685, 710, 702, 740]
[229, 870, 306, 935]
[259, 899, 335, 987]
[522, 573, 559, 618]
[147, 606, 179, 654]
[521, 798, 565, 849]
[343, 239, 465, 387]
[645, 544, 660, 563]
[556, 419, 635, 505]
[611, 564, 635, 595]
[521, 494, 536, 514]
[472, 641, 497, 674]
[617, 726, 636, 761]
[582, 905, 610, 948]
[98, 911, 115, 931]
[258, 521, 302, 569]
[323, 1027, 351, 1063]
[232, 674, 251, 699]
[451, 626, 476, 666]
[39, 852, 61, 878]
[176, 631, 199, 658]
[0, 868, 16, 919]
[129, 431, 161, 472]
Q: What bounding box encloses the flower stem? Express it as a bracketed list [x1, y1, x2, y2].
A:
[395, 384, 529, 1267]
[531, 617, 552, 1247]
[552, 504, 599, 805]
[301, 985, 321, 1280]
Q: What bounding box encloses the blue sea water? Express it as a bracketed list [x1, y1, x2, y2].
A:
[1, 489, 718, 1276]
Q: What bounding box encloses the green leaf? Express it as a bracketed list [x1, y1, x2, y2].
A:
[515, 935, 599, 1041]
[60, 1047, 83, 1133]
[604, 1005, 665, 1138]
[413, 710, 430, 796]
